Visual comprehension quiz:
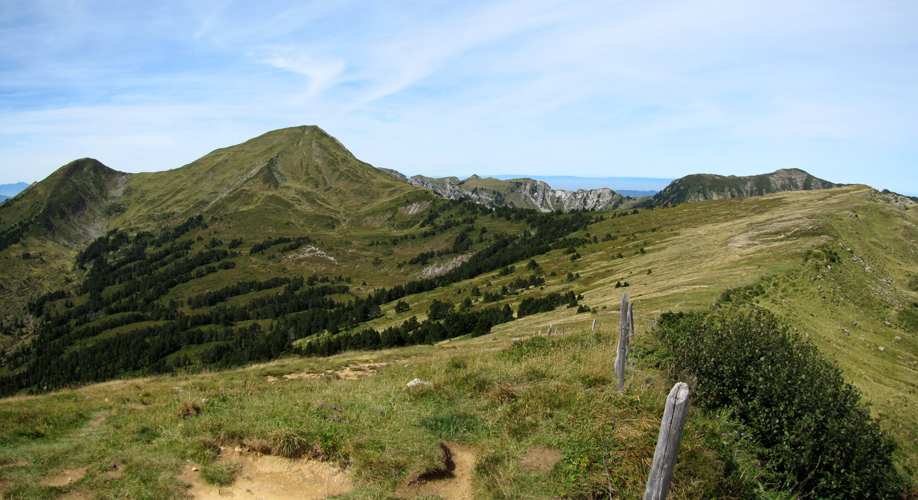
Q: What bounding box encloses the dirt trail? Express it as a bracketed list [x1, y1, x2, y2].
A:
[180, 449, 352, 499]
[396, 442, 476, 500]
[34, 410, 111, 486]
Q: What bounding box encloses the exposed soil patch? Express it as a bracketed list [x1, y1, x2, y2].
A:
[519, 447, 562, 472]
[282, 362, 392, 381]
[396, 441, 476, 500]
[0, 459, 29, 469]
[180, 449, 352, 499]
[90, 411, 113, 427]
[59, 490, 93, 500]
[40, 467, 86, 487]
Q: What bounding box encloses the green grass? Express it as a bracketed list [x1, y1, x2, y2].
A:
[0, 331, 751, 499]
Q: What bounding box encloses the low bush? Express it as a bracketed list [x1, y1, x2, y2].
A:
[655, 307, 903, 499]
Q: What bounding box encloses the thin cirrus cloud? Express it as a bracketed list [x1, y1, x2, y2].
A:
[0, 0, 916, 195]
[263, 48, 346, 99]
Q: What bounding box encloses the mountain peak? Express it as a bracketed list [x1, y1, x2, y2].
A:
[0, 158, 130, 249]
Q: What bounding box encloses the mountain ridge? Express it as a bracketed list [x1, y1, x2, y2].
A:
[647, 168, 842, 206]
[405, 173, 644, 212]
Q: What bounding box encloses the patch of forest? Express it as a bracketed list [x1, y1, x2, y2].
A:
[0, 201, 598, 395]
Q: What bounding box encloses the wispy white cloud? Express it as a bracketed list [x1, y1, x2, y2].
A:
[263, 48, 346, 98]
[1, 0, 916, 193]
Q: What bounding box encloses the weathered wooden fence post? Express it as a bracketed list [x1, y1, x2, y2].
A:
[643, 382, 691, 500]
[614, 293, 630, 391]
[592, 318, 596, 332]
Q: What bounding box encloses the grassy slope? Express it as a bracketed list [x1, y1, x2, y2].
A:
[342, 185, 918, 474]
[1, 185, 916, 497]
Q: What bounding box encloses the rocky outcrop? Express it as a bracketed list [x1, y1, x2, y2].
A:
[405, 174, 635, 212]
[379, 168, 407, 181]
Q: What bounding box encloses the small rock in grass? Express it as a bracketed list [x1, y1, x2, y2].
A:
[406, 378, 432, 388]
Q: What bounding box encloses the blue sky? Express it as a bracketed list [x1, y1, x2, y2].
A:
[1, 1, 916, 195]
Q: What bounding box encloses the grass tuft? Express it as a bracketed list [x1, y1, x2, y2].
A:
[269, 428, 312, 458]
[200, 461, 242, 486]
[175, 399, 202, 419]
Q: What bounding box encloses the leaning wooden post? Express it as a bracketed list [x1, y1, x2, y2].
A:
[591, 318, 596, 332]
[643, 382, 691, 500]
[614, 292, 630, 391]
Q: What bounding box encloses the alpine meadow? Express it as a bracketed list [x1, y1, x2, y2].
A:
[1, 126, 916, 499]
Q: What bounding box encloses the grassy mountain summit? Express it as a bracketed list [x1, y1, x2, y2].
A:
[115, 125, 429, 228]
[0, 158, 130, 250]
[648, 168, 841, 206]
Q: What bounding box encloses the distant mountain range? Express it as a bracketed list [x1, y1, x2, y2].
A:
[0, 122, 894, 284]
[1, 125, 850, 257]
[387, 168, 843, 211]
[4, 155, 848, 214]
[0, 182, 29, 203]
[0, 182, 29, 197]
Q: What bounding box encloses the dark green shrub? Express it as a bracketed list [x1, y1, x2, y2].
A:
[655, 308, 903, 499]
